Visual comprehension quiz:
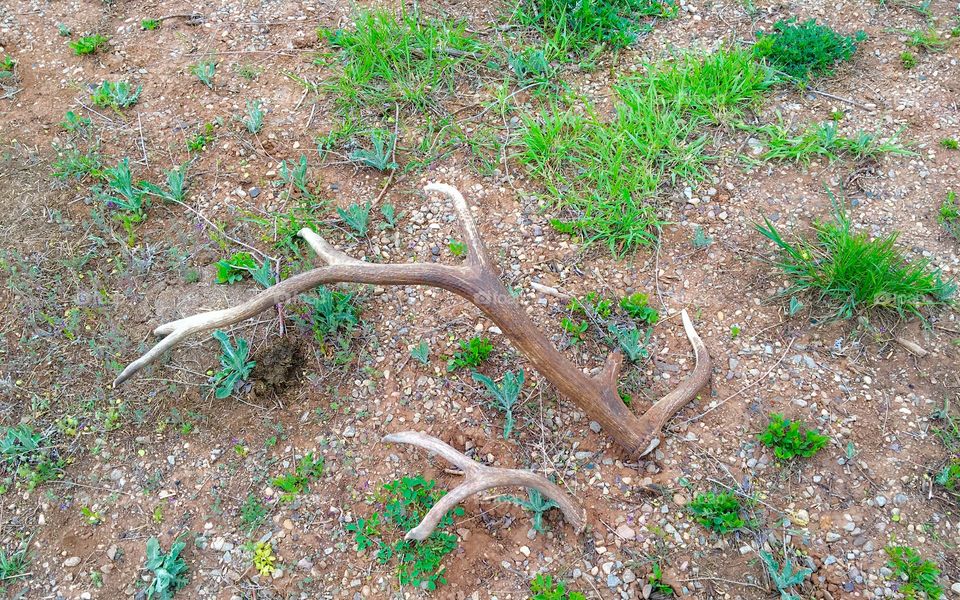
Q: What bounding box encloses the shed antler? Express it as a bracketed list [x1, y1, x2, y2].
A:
[382, 431, 585, 540]
[114, 183, 711, 457]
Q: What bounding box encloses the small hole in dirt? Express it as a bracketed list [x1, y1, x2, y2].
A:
[245, 337, 304, 400]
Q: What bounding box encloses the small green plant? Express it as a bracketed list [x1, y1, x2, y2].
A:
[448, 336, 493, 371]
[81, 505, 103, 525]
[569, 291, 613, 318]
[0, 55, 15, 79]
[619, 292, 659, 324]
[447, 240, 467, 257]
[142, 537, 188, 600]
[337, 202, 371, 238]
[410, 340, 430, 364]
[95, 158, 149, 238]
[272, 452, 324, 502]
[0, 541, 31, 589]
[60, 111, 91, 132]
[513, 0, 677, 56]
[0, 424, 65, 490]
[529, 573, 585, 599]
[252, 542, 276, 577]
[561, 317, 589, 343]
[186, 122, 214, 152]
[141, 19, 160, 30]
[757, 202, 956, 320]
[215, 252, 258, 284]
[508, 47, 555, 88]
[379, 203, 402, 230]
[692, 225, 713, 248]
[239, 99, 264, 134]
[472, 369, 524, 438]
[885, 545, 942, 600]
[70, 34, 108, 55]
[139, 164, 188, 203]
[753, 18, 865, 83]
[152, 505, 164, 524]
[501, 488, 558, 532]
[688, 491, 746, 533]
[904, 27, 947, 52]
[319, 10, 486, 119]
[938, 191, 960, 241]
[190, 58, 216, 88]
[277, 155, 312, 198]
[51, 145, 101, 180]
[211, 330, 255, 399]
[240, 494, 268, 534]
[346, 475, 463, 590]
[607, 324, 651, 362]
[90, 80, 142, 109]
[900, 51, 917, 69]
[761, 550, 812, 600]
[57, 23, 72, 36]
[301, 286, 360, 347]
[349, 130, 397, 171]
[745, 119, 912, 163]
[759, 413, 829, 460]
[935, 458, 960, 496]
[940, 138, 959, 150]
[647, 563, 674, 597]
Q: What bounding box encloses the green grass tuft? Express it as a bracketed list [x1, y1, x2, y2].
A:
[520, 47, 771, 255]
[69, 34, 109, 56]
[753, 18, 865, 83]
[757, 201, 955, 320]
[759, 413, 829, 460]
[512, 0, 678, 57]
[938, 191, 960, 241]
[319, 10, 485, 117]
[744, 119, 913, 163]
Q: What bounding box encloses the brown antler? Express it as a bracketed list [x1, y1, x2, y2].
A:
[382, 431, 585, 540]
[113, 183, 711, 457]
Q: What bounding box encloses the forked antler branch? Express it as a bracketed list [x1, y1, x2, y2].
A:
[113, 183, 712, 457]
[382, 431, 585, 540]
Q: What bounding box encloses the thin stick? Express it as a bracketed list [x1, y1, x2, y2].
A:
[808, 89, 871, 110]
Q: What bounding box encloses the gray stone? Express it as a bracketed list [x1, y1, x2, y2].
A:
[606, 574, 621, 588]
[589, 421, 602, 433]
[63, 556, 82, 567]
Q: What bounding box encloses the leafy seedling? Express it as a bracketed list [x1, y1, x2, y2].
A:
[501, 487, 559, 532]
[190, 58, 216, 88]
[211, 330, 255, 399]
[472, 369, 524, 438]
[885, 545, 942, 600]
[759, 413, 829, 460]
[142, 537, 188, 600]
[301, 286, 360, 347]
[448, 336, 493, 371]
[529, 573, 585, 599]
[70, 34, 108, 55]
[619, 292, 659, 324]
[90, 80, 142, 109]
[252, 542, 276, 577]
[607, 324, 651, 362]
[139, 164, 188, 203]
[761, 550, 811, 600]
[938, 191, 960, 241]
[379, 203, 402, 230]
[241, 99, 264, 134]
[349, 129, 397, 171]
[337, 202, 371, 238]
[410, 340, 430, 365]
[448, 240, 467, 257]
[688, 491, 746, 534]
[60, 111, 91, 132]
[215, 252, 258, 285]
[141, 19, 160, 30]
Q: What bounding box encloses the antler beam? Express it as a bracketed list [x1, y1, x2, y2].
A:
[113, 183, 711, 457]
[382, 431, 585, 540]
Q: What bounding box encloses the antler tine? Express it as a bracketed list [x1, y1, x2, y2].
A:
[383, 431, 586, 541]
[424, 182, 491, 272]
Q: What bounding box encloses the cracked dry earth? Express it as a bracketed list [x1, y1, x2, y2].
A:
[1, 0, 960, 599]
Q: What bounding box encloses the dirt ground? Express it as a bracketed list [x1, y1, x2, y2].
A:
[1, 0, 959, 599]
